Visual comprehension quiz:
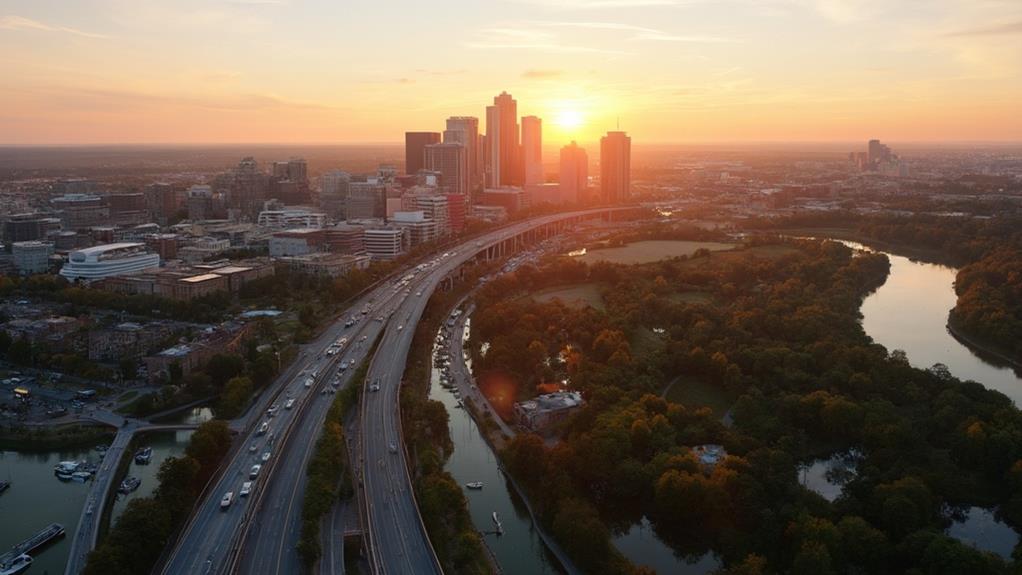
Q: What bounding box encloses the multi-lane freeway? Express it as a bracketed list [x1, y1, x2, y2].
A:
[153, 207, 632, 575]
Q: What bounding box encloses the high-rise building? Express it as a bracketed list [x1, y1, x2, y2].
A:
[444, 117, 480, 191]
[320, 170, 350, 220]
[424, 142, 468, 196]
[485, 92, 520, 187]
[559, 141, 588, 204]
[600, 131, 631, 204]
[415, 195, 450, 237]
[405, 132, 441, 175]
[347, 182, 386, 219]
[226, 157, 269, 219]
[521, 116, 543, 186]
[51, 193, 109, 230]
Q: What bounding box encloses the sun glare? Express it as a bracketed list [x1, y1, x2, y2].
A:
[555, 108, 584, 131]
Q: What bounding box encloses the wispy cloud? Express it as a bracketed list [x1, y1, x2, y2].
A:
[540, 21, 737, 42]
[466, 28, 632, 54]
[522, 69, 563, 79]
[0, 15, 109, 39]
[944, 19, 1022, 38]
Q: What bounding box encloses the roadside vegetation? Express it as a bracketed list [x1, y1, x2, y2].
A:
[470, 232, 1022, 574]
[83, 419, 232, 575]
[296, 338, 373, 566]
[0, 423, 114, 451]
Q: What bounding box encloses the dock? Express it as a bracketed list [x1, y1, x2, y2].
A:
[0, 522, 65, 567]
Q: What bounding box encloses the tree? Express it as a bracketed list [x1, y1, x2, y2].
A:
[218, 376, 253, 418]
[119, 357, 138, 381]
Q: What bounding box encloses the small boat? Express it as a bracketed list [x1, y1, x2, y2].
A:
[71, 471, 92, 482]
[54, 461, 78, 479]
[0, 480, 9, 495]
[134, 447, 153, 464]
[118, 476, 141, 494]
[466, 481, 483, 490]
[0, 553, 32, 575]
[492, 511, 504, 535]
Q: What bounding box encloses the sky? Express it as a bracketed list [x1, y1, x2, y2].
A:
[1, 0, 1020, 146]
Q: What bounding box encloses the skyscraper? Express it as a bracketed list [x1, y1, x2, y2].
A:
[424, 142, 468, 196]
[521, 115, 543, 186]
[405, 132, 441, 175]
[600, 131, 631, 204]
[485, 91, 520, 187]
[444, 116, 480, 191]
[559, 141, 588, 204]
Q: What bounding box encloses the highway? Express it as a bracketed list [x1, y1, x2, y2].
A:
[159, 280, 398, 575]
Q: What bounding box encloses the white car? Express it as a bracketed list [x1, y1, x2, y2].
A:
[220, 492, 234, 509]
[249, 443, 258, 453]
[285, 398, 295, 410]
[267, 404, 279, 417]
[249, 464, 262, 479]
[257, 422, 269, 436]
[389, 442, 398, 454]
[240, 481, 253, 497]
[304, 378, 313, 388]
[261, 451, 271, 463]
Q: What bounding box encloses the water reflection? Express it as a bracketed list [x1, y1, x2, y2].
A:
[613, 517, 720, 575]
[800, 450, 861, 502]
[947, 507, 1019, 559]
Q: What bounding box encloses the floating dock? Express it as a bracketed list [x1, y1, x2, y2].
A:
[0, 523, 65, 567]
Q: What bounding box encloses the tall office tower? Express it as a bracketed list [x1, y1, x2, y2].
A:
[559, 141, 588, 204]
[521, 116, 543, 186]
[424, 142, 468, 196]
[485, 91, 520, 187]
[347, 182, 386, 219]
[405, 132, 441, 175]
[600, 131, 631, 204]
[320, 170, 351, 220]
[228, 156, 269, 218]
[444, 116, 480, 191]
[144, 182, 178, 225]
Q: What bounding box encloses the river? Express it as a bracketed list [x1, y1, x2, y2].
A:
[0, 430, 193, 573]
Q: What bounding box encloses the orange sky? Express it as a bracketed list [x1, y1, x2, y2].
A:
[1, 0, 1020, 145]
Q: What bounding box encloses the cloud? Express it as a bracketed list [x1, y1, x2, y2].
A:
[466, 27, 632, 54]
[522, 69, 563, 79]
[0, 15, 109, 39]
[513, 0, 680, 7]
[944, 20, 1022, 38]
[539, 21, 737, 42]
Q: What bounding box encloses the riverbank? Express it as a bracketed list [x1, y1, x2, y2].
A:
[770, 227, 960, 266]
[946, 318, 1022, 376]
[0, 423, 114, 451]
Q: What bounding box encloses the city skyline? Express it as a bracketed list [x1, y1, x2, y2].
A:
[2, 0, 1021, 145]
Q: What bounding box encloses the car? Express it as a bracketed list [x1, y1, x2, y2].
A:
[249, 464, 262, 479]
[267, 404, 279, 417]
[285, 398, 295, 409]
[361, 335, 368, 342]
[240, 481, 252, 497]
[397, 325, 403, 331]
[220, 492, 234, 509]
[249, 443, 258, 453]
[261, 451, 271, 463]
[257, 422, 269, 435]
[389, 442, 398, 454]
[369, 381, 380, 392]
[304, 378, 313, 388]
[415, 291, 422, 297]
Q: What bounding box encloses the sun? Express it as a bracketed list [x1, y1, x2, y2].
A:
[554, 108, 584, 131]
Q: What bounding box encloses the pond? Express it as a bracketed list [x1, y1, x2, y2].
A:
[947, 507, 1019, 559]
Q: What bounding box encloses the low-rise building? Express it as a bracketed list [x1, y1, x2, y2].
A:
[59, 243, 161, 282]
[279, 252, 371, 278]
[513, 391, 584, 431]
[363, 228, 405, 260]
[88, 321, 174, 361]
[269, 228, 325, 257]
[12, 241, 54, 275]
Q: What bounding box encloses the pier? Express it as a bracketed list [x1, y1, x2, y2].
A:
[0, 523, 66, 567]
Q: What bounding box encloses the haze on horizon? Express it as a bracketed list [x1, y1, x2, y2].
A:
[1, 0, 1020, 146]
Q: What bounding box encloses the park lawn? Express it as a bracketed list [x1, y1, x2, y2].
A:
[578, 240, 737, 265]
[664, 376, 732, 418]
[531, 283, 606, 311]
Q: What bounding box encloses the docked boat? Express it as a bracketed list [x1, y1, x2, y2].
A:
[492, 511, 504, 535]
[0, 480, 9, 495]
[71, 471, 92, 482]
[54, 461, 78, 480]
[118, 476, 141, 494]
[466, 481, 483, 489]
[0, 553, 32, 575]
[134, 447, 153, 464]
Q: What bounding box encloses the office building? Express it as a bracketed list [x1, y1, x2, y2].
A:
[145, 182, 180, 225]
[257, 208, 326, 229]
[486, 92, 520, 187]
[414, 194, 450, 237]
[364, 228, 405, 260]
[320, 170, 350, 220]
[600, 131, 631, 204]
[424, 142, 468, 196]
[347, 182, 386, 219]
[59, 243, 161, 282]
[392, 211, 437, 246]
[559, 141, 588, 204]
[445, 193, 466, 234]
[51, 193, 109, 230]
[12, 241, 55, 275]
[481, 187, 528, 214]
[279, 252, 371, 278]
[3, 213, 60, 248]
[225, 156, 269, 218]
[521, 115, 543, 186]
[269, 229, 325, 257]
[405, 132, 441, 175]
[445, 116, 480, 191]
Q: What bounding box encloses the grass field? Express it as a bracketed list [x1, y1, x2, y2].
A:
[663, 376, 732, 417]
[578, 240, 736, 265]
[531, 283, 605, 311]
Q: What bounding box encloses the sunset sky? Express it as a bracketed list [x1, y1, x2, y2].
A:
[1, 0, 1020, 145]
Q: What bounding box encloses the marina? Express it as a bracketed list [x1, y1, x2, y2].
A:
[0, 523, 65, 573]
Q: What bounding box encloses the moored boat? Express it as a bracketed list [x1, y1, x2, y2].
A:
[118, 476, 141, 494]
[134, 446, 153, 464]
[466, 481, 483, 489]
[0, 553, 32, 575]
